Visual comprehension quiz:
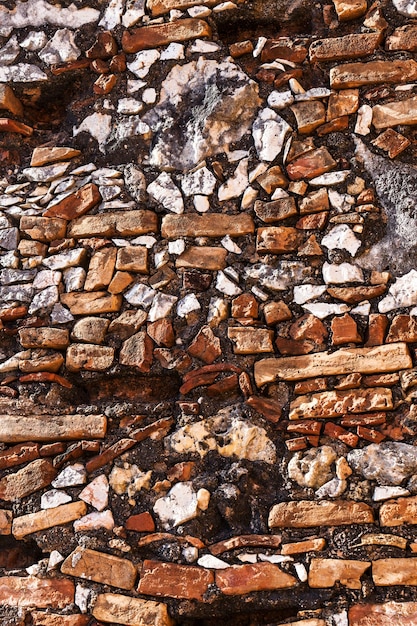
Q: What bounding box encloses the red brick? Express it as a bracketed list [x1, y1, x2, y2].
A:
[215, 563, 297, 595]
[138, 560, 213, 600]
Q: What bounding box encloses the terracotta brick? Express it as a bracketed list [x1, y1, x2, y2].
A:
[0, 414, 107, 443]
[294, 379, 327, 394]
[209, 535, 282, 555]
[32, 614, 90, 625]
[309, 33, 380, 62]
[61, 547, 137, 590]
[332, 0, 367, 21]
[296, 211, 328, 230]
[285, 437, 308, 451]
[328, 286, 386, 304]
[257, 226, 302, 254]
[176, 247, 227, 270]
[308, 558, 370, 589]
[373, 558, 417, 585]
[162, 214, 254, 239]
[232, 294, 258, 319]
[18, 328, 69, 350]
[281, 538, 326, 555]
[289, 387, 393, 420]
[254, 197, 297, 223]
[357, 425, 385, 443]
[0, 576, 74, 608]
[386, 315, 417, 343]
[68, 210, 157, 238]
[323, 422, 359, 447]
[20, 216, 67, 242]
[188, 326, 222, 363]
[269, 500, 374, 528]
[44, 183, 101, 220]
[228, 327, 274, 354]
[13, 501, 87, 539]
[366, 315, 389, 347]
[0, 510, 12, 535]
[0, 442, 40, 470]
[331, 314, 362, 345]
[125, 512, 156, 532]
[246, 396, 283, 422]
[122, 19, 211, 52]
[330, 60, 417, 89]
[215, 563, 297, 595]
[263, 301, 292, 324]
[138, 560, 213, 600]
[0, 458, 56, 501]
[287, 147, 336, 180]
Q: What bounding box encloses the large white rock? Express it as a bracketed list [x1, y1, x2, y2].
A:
[321, 224, 361, 256]
[322, 261, 364, 284]
[348, 442, 417, 485]
[379, 269, 417, 312]
[154, 482, 210, 529]
[252, 108, 291, 162]
[147, 172, 184, 214]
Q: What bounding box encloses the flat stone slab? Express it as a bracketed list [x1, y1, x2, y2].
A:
[0, 414, 107, 443]
[254, 342, 412, 385]
[269, 500, 374, 528]
[93, 593, 173, 626]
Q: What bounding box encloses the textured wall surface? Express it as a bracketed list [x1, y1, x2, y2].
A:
[2, 0, 417, 624]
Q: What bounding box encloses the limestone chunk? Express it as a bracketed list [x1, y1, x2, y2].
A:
[252, 109, 291, 161]
[79, 475, 109, 511]
[148, 172, 184, 214]
[218, 159, 248, 201]
[73, 113, 112, 153]
[39, 28, 80, 65]
[73, 510, 115, 532]
[321, 225, 361, 256]
[322, 261, 364, 284]
[52, 463, 86, 488]
[348, 443, 417, 485]
[154, 482, 209, 528]
[288, 446, 337, 488]
[93, 593, 173, 626]
[379, 269, 417, 312]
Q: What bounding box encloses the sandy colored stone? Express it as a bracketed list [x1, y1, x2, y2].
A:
[257, 226, 301, 254]
[289, 387, 392, 420]
[372, 558, 417, 585]
[71, 317, 110, 344]
[287, 147, 336, 181]
[32, 614, 89, 626]
[44, 183, 101, 220]
[0, 414, 107, 443]
[256, 166, 288, 193]
[0, 84, 23, 116]
[120, 331, 153, 371]
[299, 188, 329, 214]
[93, 593, 173, 625]
[254, 197, 297, 223]
[330, 60, 417, 89]
[30, 147, 81, 167]
[332, 0, 367, 20]
[386, 25, 417, 51]
[20, 216, 67, 242]
[116, 246, 148, 273]
[281, 538, 326, 555]
[372, 95, 417, 129]
[291, 102, 326, 134]
[263, 301, 292, 324]
[138, 560, 213, 600]
[60, 292, 122, 315]
[308, 558, 370, 589]
[122, 19, 211, 52]
[310, 33, 380, 62]
[0, 510, 12, 535]
[0, 458, 56, 501]
[66, 344, 114, 372]
[349, 602, 417, 626]
[176, 247, 227, 270]
[215, 563, 297, 595]
[68, 210, 157, 238]
[18, 327, 69, 349]
[327, 285, 386, 304]
[108, 271, 134, 294]
[327, 89, 359, 121]
[19, 352, 64, 373]
[380, 495, 417, 526]
[0, 576, 74, 608]
[84, 247, 117, 291]
[360, 533, 407, 549]
[61, 547, 137, 590]
[162, 214, 254, 239]
[254, 342, 412, 385]
[372, 128, 411, 158]
[108, 309, 148, 340]
[228, 327, 274, 354]
[13, 501, 87, 539]
[268, 500, 374, 528]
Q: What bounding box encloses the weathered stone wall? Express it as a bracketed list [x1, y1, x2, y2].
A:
[2, 0, 417, 624]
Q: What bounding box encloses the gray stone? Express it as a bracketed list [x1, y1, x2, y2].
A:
[38, 28, 80, 65]
[143, 57, 261, 171]
[348, 443, 417, 485]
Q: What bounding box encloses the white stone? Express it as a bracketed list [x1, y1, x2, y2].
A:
[109, 464, 152, 496]
[74, 113, 112, 152]
[74, 510, 115, 532]
[122, 0, 145, 26]
[221, 235, 242, 254]
[218, 159, 248, 201]
[0, 0, 99, 37]
[63, 267, 85, 292]
[51, 303, 74, 324]
[124, 283, 155, 307]
[213, 1, 237, 10]
[241, 186, 258, 209]
[148, 292, 178, 322]
[75, 585, 91, 613]
[293, 284, 327, 305]
[47, 550, 64, 570]
[315, 477, 347, 498]
[294, 562, 308, 582]
[190, 39, 220, 53]
[348, 442, 417, 485]
[148, 172, 184, 214]
[127, 79, 147, 93]
[351, 301, 371, 316]
[207, 296, 228, 326]
[228, 150, 249, 162]
[0, 35, 19, 65]
[309, 171, 350, 186]
[99, 0, 124, 28]
[28, 285, 59, 314]
[0, 62, 48, 82]
[373, 486, 410, 501]
[160, 43, 185, 60]
[355, 104, 373, 136]
[258, 554, 293, 563]
[117, 98, 143, 114]
[79, 475, 109, 511]
[23, 163, 71, 182]
[127, 49, 160, 78]
[295, 87, 332, 101]
[194, 195, 210, 212]
[113, 117, 151, 142]
[253, 36, 267, 57]
[38, 28, 80, 65]
[333, 610, 349, 626]
[142, 88, 157, 104]
[41, 489, 72, 509]
[198, 555, 229, 569]
[252, 108, 291, 162]
[237, 553, 258, 563]
[33, 269, 61, 289]
[20, 31, 48, 51]
[154, 482, 209, 529]
[168, 239, 186, 255]
[328, 189, 355, 212]
[303, 302, 350, 319]
[379, 269, 417, 312]
[52, 463, 86, 488]
[188, 5, 211, 16]
[392, 0, 417, 17]
[267, 90, 294, 109]
[215, 270, 242, 296]
[182, 167, 216, 196]
[322, 261, 364, 284]
[177, 293, 201, 317]
[44, 249, 85, 270]
[322, 225, 361, 256]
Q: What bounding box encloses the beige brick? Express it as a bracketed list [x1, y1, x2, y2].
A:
[61, 547, 137, 590]
[269, 500, 374, 528]
[308, 558, 370, 589]
[0, 414, 107, 443]
[12, 501, 87, 539]
[93, 593, 174, 626]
